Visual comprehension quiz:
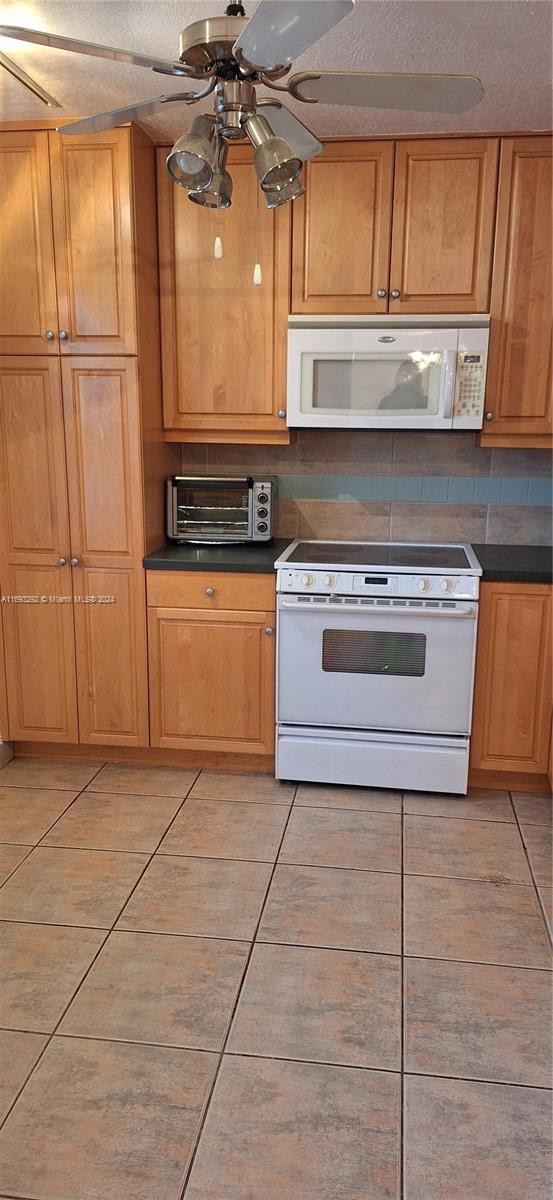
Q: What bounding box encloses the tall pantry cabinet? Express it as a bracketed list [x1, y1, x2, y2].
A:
[0, 125, 178, 745]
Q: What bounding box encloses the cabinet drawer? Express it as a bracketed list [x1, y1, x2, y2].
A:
[146, 570, 275, 611]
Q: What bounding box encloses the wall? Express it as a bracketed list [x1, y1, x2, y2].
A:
[180, 432, 552, 545]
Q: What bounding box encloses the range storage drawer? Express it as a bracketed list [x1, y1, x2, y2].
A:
[146, 570, 275, 612]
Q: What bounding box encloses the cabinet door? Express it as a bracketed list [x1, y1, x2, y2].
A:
[0, 358, 78, 741]
[149, 606, 275, 753]
[49, 130, 137, 355]
[390, 138, 499, 313]
[0, 132, 59, 355]
[482, 137, 552, 445]
[158, 145, 290, 443]
[61, 358, 148, 745]
[291, 141, 394, 314]
[471, 583, 552, 775]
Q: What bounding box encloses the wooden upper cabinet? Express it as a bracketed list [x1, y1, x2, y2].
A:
[481, 136, 552, 446]
[291, 141, 394, 314]
[157, 144, 290, 443]
[471, 583, 552, 777]
[0, 132, 59, 355]
[389, 138, 499, 312]
[49, 130, 137, 355]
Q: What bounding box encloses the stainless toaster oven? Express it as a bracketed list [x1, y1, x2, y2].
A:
[166, 476, 275, 543]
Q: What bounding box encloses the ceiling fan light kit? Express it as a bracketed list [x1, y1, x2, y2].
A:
[0, 0, 485, 224]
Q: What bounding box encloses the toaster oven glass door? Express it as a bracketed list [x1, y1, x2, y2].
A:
[174, 479, 251, 541]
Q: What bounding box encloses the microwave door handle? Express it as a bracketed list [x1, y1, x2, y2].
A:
[442, 351, 457, 423]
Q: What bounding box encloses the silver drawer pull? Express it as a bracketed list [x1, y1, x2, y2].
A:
[264, 626, 274, 636]
[377, 336, 396, 343]
[204, 586, 214, 597]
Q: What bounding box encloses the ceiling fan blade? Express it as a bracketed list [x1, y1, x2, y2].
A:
[58, 96, 179, 136]
[261, 102, 323, 159]
[233, 0, 354, 72]
[0, 24, 188, 75]
[289, 71, 484, 113]
[0, 49, 60, 106]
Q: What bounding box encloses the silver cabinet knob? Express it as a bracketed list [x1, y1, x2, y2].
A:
[57, 556, 66, 566]
[485, 412, 494, 422]
[376, 288, 387, 298]
[264, 626, 274, 636]
[44, 330, 55, 341]
[70, 557, 79, 567]
[390, 289, 401, 299]
[204, 586, 214, 597]
[58, 329, 69, 340]
[277, 410, 286, 418]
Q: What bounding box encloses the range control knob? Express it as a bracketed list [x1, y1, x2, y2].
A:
[302, 573, 315, 587]
[417, 578, 432, 592]
[257, 521, 268, 533]
[323, 574, 337, 589]
[440, 578, 456, 593]
[257, 492, 268, 504]
[257, 507, 268, 519]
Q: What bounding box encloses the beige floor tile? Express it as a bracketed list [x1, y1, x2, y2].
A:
[279, 807, 401, 872]
[159, 798, 289, 862]
[90, 763, 198, 798]
[0, 1037, 216, 1200]
[0, 847, 148, 928]
[61, 930, 249, 1049]
[259, 863, 401, 953]
[404, 875, 551, 968]
[0, 1029, 47, 1123]
[521, 824, 553, 885]
[0, 922, 105, 1032]
[0, 786, 80, 845]
[295, 783, 402, 812]
[43, 791, 183, 853]
[228, 942, 400, 1069]
[404, 957, 552, 1086]
[0, 757, 102, 790]
[186, 1056, 400, 1200]
[0, 844, 31, 885]
[511, 792, 553, 826]
[538, 886, 552, 933]
[189, 770, 295, 804]
[404, 1075, 552, 1200]
[403, 789, 513, 822]
[404, 814, 532, 883]
[118, 854, 272, 940]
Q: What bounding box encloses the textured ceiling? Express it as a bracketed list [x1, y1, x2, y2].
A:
[0, 0, 551, 141]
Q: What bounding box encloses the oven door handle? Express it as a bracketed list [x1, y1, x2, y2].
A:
[278, 599, 477, 618]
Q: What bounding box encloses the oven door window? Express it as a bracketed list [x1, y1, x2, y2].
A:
[322, 629, 426, 677]
[176, 483, 250, 537]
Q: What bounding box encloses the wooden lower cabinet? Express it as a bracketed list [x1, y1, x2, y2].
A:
[147, 572, 275, 754]
[470, 582, 552, 778]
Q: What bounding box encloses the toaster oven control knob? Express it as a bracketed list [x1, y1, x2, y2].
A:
[257, 507, 268, 519]
[302, 573, 315, 587]
[257, 493, 268, 504]
[417, 577, 432, 592]
[323, 575, 337, 589]
[440, 578, 456, 593]
[257, 522, 268, 533]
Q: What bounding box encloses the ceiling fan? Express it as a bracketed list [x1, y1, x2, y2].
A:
[0, 0, 484, 209]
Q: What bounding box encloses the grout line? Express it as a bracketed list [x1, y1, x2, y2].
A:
[0, 763, 201, 1133]
[176, 788, 297, 1200]
[0, 845, 35, 890]
[509, 793, 553, 951]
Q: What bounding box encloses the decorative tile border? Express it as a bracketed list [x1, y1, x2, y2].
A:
[277, 475, 553, 506]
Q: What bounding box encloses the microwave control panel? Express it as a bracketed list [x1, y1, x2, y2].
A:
[452, 325, 489, 429]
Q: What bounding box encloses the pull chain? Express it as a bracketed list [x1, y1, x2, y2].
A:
[213, 124, 223, 259]
[253, 179, 262, 285]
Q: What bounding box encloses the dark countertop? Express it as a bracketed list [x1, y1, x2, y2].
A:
[473, 544, 552, 584]
[144, 539, 292, 573]
[144, 540, 552, 583]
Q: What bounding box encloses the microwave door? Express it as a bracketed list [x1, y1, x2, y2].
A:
[287, 328, 459, 429]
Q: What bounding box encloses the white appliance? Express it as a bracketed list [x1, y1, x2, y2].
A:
[287, 315, 490, 430]
[274, 540, 482, 794]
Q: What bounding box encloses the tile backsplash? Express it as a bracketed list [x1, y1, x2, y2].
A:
[179, 432, 552, 545]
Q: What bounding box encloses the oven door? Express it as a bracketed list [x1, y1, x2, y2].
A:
[277, 595, 478, 736]
[171, 477, 252, 542]
[287, 327, 458, 429]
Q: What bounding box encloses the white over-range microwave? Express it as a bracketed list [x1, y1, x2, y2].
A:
[287, 315, 490, 431]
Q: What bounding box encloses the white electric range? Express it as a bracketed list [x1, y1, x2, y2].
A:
[274, 540, 482, 794]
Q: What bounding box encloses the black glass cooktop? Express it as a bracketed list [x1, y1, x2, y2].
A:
[286, 542, 472, 569]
